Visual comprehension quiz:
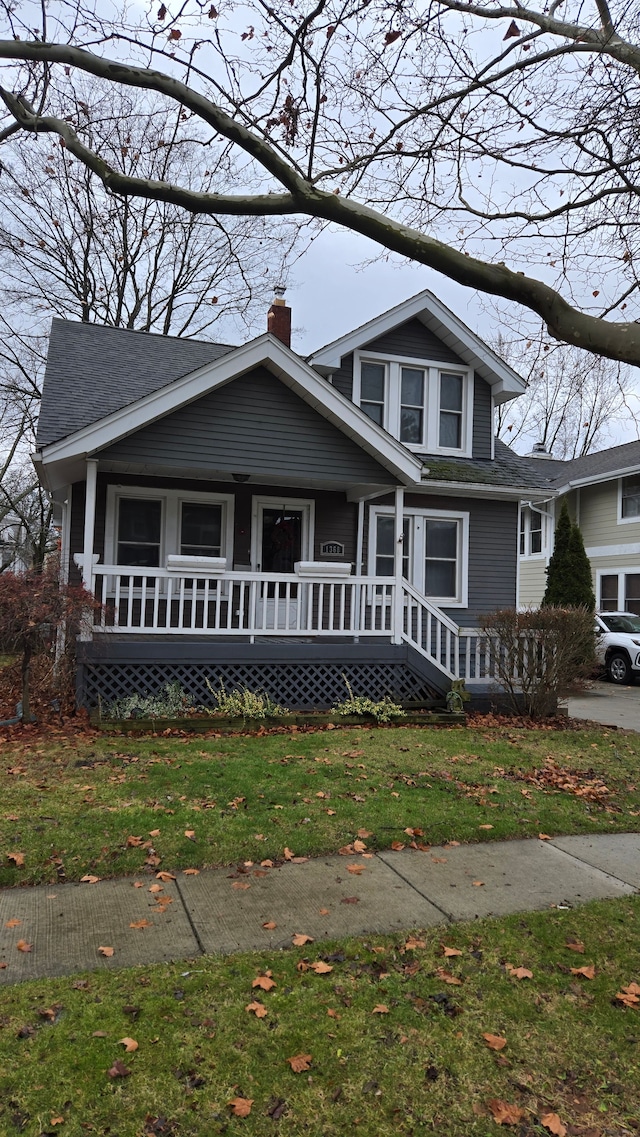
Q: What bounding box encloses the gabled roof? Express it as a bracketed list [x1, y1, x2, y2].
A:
[37, 331, 424, 490]
[37, 319, 235, 448]
[307, 289, 527, 405]
[517, 439, 640, 494]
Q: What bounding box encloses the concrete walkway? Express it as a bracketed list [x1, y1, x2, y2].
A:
[0, 834, 638, 986]
[563, 679, 640, 731]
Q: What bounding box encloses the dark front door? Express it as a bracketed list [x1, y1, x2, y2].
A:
[260, 507, 304, 573]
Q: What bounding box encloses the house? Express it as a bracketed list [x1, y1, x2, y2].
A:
[518, 441, 640, 613]
[33, 289, 551, 710]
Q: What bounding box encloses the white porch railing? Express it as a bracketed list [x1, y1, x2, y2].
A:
[89, 564, 504, 685]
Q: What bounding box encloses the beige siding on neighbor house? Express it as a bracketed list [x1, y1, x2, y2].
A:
[579, 481, 640, 548]
[518, 558, 547, 607]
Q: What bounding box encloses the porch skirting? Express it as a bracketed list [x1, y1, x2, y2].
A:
[76, 639, 446, 712]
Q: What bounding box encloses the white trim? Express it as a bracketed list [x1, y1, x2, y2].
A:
[251, 496, 316, 572]
[82, 459, 98, 588]
[595, 565, 640, 612]
[617, 475, 640, 526]
[38, 334, 422, 487]
[369, 504, 469, 608]
[519, 503, 549, 560]
[353, 350, 473, 457]
[308, 288, 526, 403]
[587, 542, 640, 558]
[554, 462, 640, 497]
[104, 485, 235, 569]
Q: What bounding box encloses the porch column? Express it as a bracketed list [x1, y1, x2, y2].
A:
[392, 486, 404, 645]
[82, 459, 98, 593]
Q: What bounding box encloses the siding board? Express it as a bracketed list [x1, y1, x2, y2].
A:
[365, 318, 465, 364]
[472, 378, 493, 460]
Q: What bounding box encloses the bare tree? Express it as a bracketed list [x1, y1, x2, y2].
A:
[0, 1, 639, 363]
[495, 321, 638, 458]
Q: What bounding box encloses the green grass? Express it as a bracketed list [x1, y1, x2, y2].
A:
[1, 723, 639, 887]
[0, 897, 638, 1136]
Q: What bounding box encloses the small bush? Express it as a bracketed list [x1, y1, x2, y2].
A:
[205, 678, 288, 719]
[332, 676, 406, 723]
[105, 681, 192, 720]
[480, 606, 596, 718]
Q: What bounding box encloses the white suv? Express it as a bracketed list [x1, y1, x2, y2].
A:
[595, 611, 640, 684]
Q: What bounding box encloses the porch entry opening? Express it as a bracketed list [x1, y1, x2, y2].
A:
[253, 498, 314, 628]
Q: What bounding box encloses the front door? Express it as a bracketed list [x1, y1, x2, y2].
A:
[252, 498, 314, 629]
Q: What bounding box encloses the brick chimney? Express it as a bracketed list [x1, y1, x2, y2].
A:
[267, 286, 291, 348]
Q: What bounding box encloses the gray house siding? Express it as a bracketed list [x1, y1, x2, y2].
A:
[364, 318, 465, 364]
[69, 473, 358, 576]
[330, 353, 354, 400]
[99, 367, 392, 485]
[472, 378, 493, 461]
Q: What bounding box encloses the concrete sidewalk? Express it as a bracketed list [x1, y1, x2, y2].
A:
[0, 833, 638, 986]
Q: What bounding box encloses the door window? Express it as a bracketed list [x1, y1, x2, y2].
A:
[261, 508, 303, 572]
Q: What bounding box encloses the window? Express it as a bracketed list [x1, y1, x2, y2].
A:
[621, 477, 640, 520]
[107, 487, 234, 569]
[600, 574, 619, 612]
[370, 507, 468, 606]
[520, 507, 545, 557]
[597, 569, 640, 614]
[354, 352, 472, 455]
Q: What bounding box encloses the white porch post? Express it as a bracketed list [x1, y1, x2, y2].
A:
[392, 485, 404, 644]
[82, 459, 98, 593]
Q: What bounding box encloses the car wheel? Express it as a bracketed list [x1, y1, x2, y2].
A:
[607, 651, 632, 684]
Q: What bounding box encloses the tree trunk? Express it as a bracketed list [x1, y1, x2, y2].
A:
[21, 643, 33, 723]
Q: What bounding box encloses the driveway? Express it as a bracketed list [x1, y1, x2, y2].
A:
[562, 678, 640, 731]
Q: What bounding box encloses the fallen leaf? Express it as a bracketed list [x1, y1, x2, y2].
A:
[6, 852, 25, 866]
[505, 964, 533, 979]
[283, 847, 295, 860]
[287, 1053, 312, 1072]
[133, 882, 144, 889]
[292, 933, 314, 946]
[50, 1118, 64, 1127]
[327, 1008, 340, 1019]
[347, 863, 365, 875]
[92, 1030, 108, 1037]
[319, 907, 330, 915]
[80, 875, 101, 884]
[541, 1112, 567, 1137]
[479, 824, 494, 830]
[435, 967, 462, 985]
[539, 833, 552, 841]
[245, 1001, 268, 1018]
[341, 896, 359, 904]
[149, 883, 164, 894]
[252, 974, 277, 991]
[118, 1037, 139, 1052]
[487, 1099, 525, 1125]
[391, 841, 405, 851]
[372, 1004, 389, 1014]
[129, 919, 153, 929]
[16, 939, 32, 953]
[262, 920, 277, 930]
[615, 982, 640, 1007]
[149, 829, 161, 837]
[184, 830, 196, 839]
[98, 946, 114, 957]
[309, 960, 333, 974]
[155, 871, 176, 881]
[326, 809, 336, 816]
[183, 868, 200, 875]
[483, 1033, 507, 1051]
[472, 880, 485, 887]
[231, 881, 251, 890]
[564, 939, 585, 953]
[126, 835, 143, 847]
[107, 1060, 131, 1079]
[5, 918, 21, 928]
[442, 945, 463, 957]
[431, 856, 447, 864]
[570, 964, 595, 980]
[228, 1098, 253, 1117]
[405, 937, 426, 950]
[357, 829, 373, 838]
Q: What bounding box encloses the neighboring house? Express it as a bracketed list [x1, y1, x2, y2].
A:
[518, 441, 640, 613]
[0, 512, 30, 574]
[33, 289, 550, 709]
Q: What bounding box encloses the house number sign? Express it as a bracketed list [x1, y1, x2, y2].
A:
[320, 541, 345, 556]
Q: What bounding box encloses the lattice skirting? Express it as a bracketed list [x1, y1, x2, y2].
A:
[79, 660, 439, 711]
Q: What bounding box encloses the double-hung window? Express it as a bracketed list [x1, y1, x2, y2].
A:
[107, 487, 234, 571]
[354, 352, 472, 455]
[519, 507, 544, 557]
[620, 477, 640, 520]
[370, 507, 468, 607]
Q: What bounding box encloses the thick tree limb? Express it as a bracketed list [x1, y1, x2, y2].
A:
[1, 38, 640, 364]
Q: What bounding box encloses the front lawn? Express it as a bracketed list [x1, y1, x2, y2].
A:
[1, 723, 639, 887]
[0, 896, 638, 1136]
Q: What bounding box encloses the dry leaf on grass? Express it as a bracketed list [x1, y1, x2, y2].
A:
[49, 1118, 64, 1127]
[540, 1112, 567, 1136]
[184, 830, 195, 839]
[565, 939, 585, 953]
[118, 1037, 138, 1052]
[16, 939, 32, 953]
[126, 835, 143, 847]
[357, 828, 373, 838]
[107, 1060, 131, 1079]
[292, 933, 314, 946]
[98, 946, 114, 957]
[487, 1099, 525, 1125]
[405, 937, 426, 950]
[505, 963, 533, 979]
[149, 829, 161, 837]
[479, 824, 494, 830]
[353, 839, 367, 853]
[483, 1033, 507, 1051]
[372, 1004, 389, 1014]
[80, 875, 100, 884]
[390, 841, 405, 851]
[252, 974, 276, 991]
[435, 967, 462, 985]
[442, 945, 463, 957]
[228, 1098, 253, 1117]
[287, 1053, 312, 1073]
[309, 961, 333, 974]
[327, 1008, 340, 1019]
[615, 982, 640, 1007]
[245, 1001, 268, 1018]
[570, 964, 596, 980]
[6, 852, 25, 866]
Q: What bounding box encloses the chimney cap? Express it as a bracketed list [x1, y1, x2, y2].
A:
[527, 441, 554, 459]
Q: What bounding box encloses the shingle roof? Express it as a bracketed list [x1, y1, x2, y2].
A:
[416, 440, 554, 492]
[36, 319, 235, 447]
[516, 440, 640, 490]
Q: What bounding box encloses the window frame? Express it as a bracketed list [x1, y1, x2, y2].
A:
[352, 350, 474, 456]
[618, 476, 640, 524]
[519, 505, 547, 560]
[368, 505, 469, 607]
[596, 566, 640, 614]
[105, 485, 235, 569]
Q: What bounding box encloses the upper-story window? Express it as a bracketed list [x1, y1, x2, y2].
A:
[353, 351, 473, 455]
[519, 506, 545, 557]
[620, 476, 640, 521]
